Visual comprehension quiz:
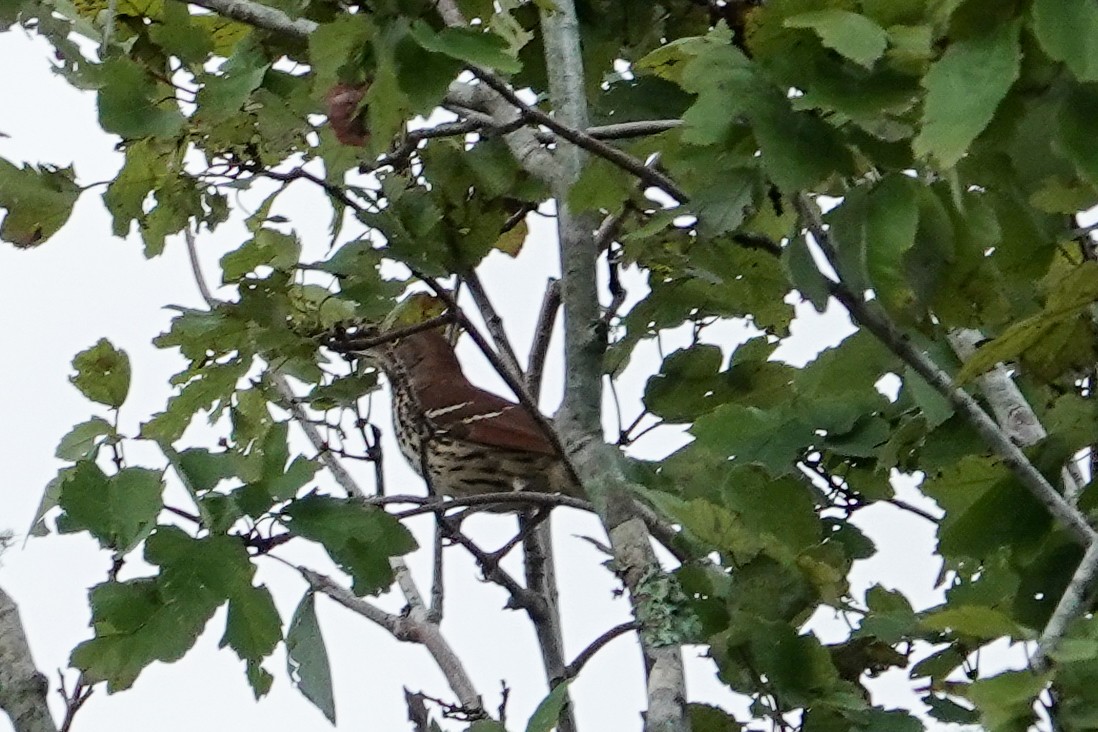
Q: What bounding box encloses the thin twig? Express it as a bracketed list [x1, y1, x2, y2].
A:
[527, 279, 561, 402]
[389, 492, 592, 519]
[184, 228, 215, 304]
[298, 567, 482, 709]
[328, 313, 457, 352]
[429, 520, 445, 623]
[459, 270, 525, 382]
[472, 70, 689, 204]
[57, 675, 92, 732]
[436, 519, 547, 616]
[794, 194, 1098, 548]
[585, 120, 682, 140]
[360, 119, 486, 175]
[559, 621, 639, 683]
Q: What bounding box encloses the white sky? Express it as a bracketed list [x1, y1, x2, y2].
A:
[0, 27, 966, 732]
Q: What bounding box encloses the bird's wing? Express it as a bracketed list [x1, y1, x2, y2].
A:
[418, 378, 557, 456]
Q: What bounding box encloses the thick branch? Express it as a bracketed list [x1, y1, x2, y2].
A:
[182, 0, 315, 38]
[0, 587, 57, 732]
[445, 82, 557, 183]
[539, 2, 688, 731]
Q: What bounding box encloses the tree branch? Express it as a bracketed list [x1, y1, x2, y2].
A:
[794, 195, 1097, 548]
[560, 621, 640, 684]
[797, 193, 1098, 666]
[538, 3, 688, 731]
[947, 328, 1087, 502]
[1035, 539, 1098, 668]
[0, 586, 57, 732]
[459, 269, 525, 383]
[528, 278, 561, 403]
[471, 71, 689, 204]
[444, 81, 558, 182]
[182, 0, 315, 38]
[299, 568, 483, 710]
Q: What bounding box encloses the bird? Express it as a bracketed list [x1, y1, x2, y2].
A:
[356, 324, 581, 502]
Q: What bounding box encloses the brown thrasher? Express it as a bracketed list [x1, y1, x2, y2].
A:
[361, 327, 579, 501]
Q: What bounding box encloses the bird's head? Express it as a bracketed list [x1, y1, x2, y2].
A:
[331, 293, 459, 373]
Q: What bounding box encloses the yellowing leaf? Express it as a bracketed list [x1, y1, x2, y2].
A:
[494, 219, 527, 257]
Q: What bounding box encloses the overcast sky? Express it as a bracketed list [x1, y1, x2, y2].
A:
[0, 26, 964, 732]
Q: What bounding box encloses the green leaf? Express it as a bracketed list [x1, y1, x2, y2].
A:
[924, 695, 979, 725]
[287, 592, 336, 724]
[525, 681, 571, 732]
[865, 175, 919, 316]
[643, 345, 725, 422]
[568, 157, 633, 212]
[148, 527, 280, 662]
[0, 160, 80, 247]
[70, 338, 131, 408]
[57, 463, 163, 552]
[1031, 0, 1098, 82]
[914, 21, 1021, 167]
[693, 169, 757, 237]
[71, 576, 219, 691]
[220, 229, 302, 282]
[97, 57, 186, 139]
[722, 472, 821, 553]
[246, 661, 274, 699]
[141, 359, 249, 444]
[956, 261, 1098, 383]
[643, 492, 770, 563]
[1057, 86, 1098, 190]
[687, 703, 741, 732]
[409, 21, 521, 73]
[901, 366, 953, 428]
[691, 403, 812, 477]
[175, 447, 236, 493]
[965, 670, 1050, 732]
[785, 10, 889, 68]
[469, 722, 507, 732]
[195, 41, 270, 125]
[920, 606, 1026, 640]
[307, 15, 373, 93]
[55, 417, 114, 461]
[282, 494, 417, 596]
[223, 583, 281, 665]
[781, 234, 831, 313]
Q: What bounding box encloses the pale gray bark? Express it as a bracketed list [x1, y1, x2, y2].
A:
[538, 3, 689, 731]
[184, 0, 315, 38]
[947, 328, 1087, 501]
[0, 587, 57, 732]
